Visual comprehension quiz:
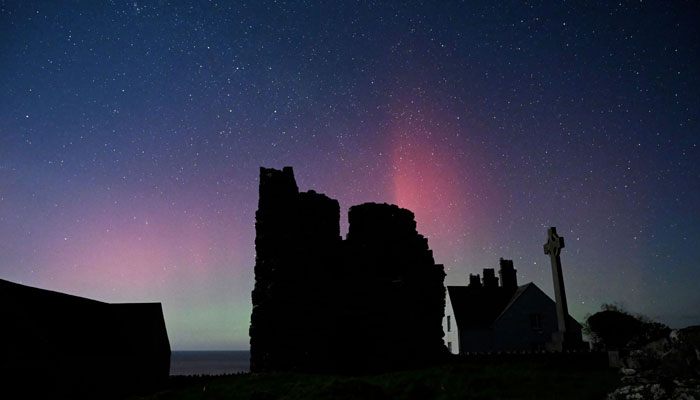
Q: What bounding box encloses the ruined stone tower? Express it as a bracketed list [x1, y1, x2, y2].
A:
[250, 167, 446, 372]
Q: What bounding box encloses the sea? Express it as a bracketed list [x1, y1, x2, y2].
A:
[170, 351, 250, 376]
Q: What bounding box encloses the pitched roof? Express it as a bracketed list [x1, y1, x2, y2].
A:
[448, 281, 582, 330]
[495, 283, 534, 321]
[447, 284, 517, 330]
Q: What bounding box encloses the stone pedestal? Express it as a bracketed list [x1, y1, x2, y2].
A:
[550, 331, 586, 351]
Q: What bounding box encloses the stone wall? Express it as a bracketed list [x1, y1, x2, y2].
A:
[607, 326, 700, 400]
[250, 167, 446, 372]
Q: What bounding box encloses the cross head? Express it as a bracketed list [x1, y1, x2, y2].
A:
[543, 227, 565, 257]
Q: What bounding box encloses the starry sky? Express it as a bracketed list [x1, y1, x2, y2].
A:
[1, 1, 698, 350]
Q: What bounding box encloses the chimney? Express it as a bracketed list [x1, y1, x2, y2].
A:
[482, 268, 498, 289]
[498, 258, 517, 292]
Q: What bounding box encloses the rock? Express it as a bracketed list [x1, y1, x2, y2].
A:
[624, 349, 658, 371]
[607, 383, 667, 400]
[609, 326, 700, 399]
[671, 385, 700, 400]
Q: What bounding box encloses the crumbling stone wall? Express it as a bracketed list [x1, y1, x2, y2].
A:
[607, 326, 700, 400]
[250, 167, 446, 373]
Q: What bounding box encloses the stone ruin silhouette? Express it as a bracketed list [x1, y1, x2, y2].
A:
[250, 166, 447, 372]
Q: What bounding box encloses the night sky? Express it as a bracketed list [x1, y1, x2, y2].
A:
[1, 1, 698, 350]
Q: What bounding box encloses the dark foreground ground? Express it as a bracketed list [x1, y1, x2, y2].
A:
[129, 358, 619, 400]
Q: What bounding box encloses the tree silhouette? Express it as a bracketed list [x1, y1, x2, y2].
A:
[585, 304, 670, 349]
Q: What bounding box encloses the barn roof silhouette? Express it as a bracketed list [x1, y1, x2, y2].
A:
[0, 278, 170, 396]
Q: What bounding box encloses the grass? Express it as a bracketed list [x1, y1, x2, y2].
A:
[130, 359, 620, 400]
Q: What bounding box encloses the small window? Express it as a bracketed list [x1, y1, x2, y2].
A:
[530, 313, 542, 330]
[447, 342, 452, 352]
[447, 315, 451, 332]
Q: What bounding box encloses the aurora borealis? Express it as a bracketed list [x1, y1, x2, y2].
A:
[1, 1, 698, 350]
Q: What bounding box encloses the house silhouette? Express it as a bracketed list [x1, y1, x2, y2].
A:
[444, 258, 585, 353]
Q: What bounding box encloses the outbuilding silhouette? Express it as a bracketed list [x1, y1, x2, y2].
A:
[0, 278, 170, 396]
